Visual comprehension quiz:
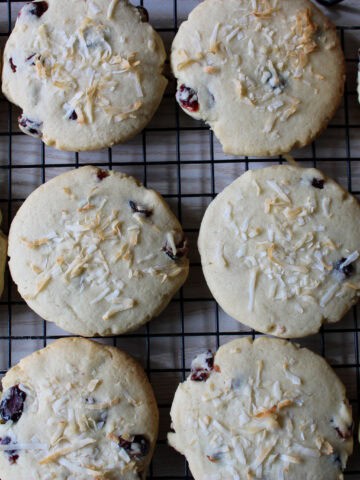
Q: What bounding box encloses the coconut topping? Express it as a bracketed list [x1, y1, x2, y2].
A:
[173, 0, 334, 138]
[169, 341, 353, 478]
[0, 340, 155, 477]
[19, 170, 186, 325]
[12, 1, 164, 132]
[215, 172, 360, 319]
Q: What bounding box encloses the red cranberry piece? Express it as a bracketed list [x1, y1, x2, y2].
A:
[0, 437, 18, 464]
[18, 115, 42, 137]
[334, 423, 353, 440]
[163, 237, 188, 261]
[176, 85, 199, 112]
[191, 351, 215, 382]
[68, 110, 78, 121]
[335, 258, 355, 278]
[0, 385, 27, 423]
[118, 435, 150, 458]
[96, 169, 109, 181]
[136, 6, 149, 22]
[28, 1, 48, 17]
[9, 58, 17, 73]
[129, 200, 152, 217]
[312, 178, 325, 189]
[26, 53, 37, 65]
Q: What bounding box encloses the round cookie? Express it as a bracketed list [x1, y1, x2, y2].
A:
[169, 337, 353, 480]
[0, 209, 7, 298]
[171, 0, 345, 156]
[2, 0, 167, 151]
[8, 166, 189, 336]
[0, 337, 158, 479]
[198, 165, 360, 338]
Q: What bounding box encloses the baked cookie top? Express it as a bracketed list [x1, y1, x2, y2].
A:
[0, 338, 158, 479]
[198, 165, 360, 338]
[0, 209, 7, 298]
[169, 337, 353, 480]
[171, 0, 345, 156]
[2, 0, 167, 151]
[8, 166, 189, 336]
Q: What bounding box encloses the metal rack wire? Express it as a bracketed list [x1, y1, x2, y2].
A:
[0, 0, 359, 478]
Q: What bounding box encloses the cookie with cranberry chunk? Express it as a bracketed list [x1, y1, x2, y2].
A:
[169, 336, 353, 480]
[8, 166, 189, 336]
[0, 337, 158, 480]
[198, 165, 360, 338]
[2, 0, 167, 151]
[0, 209, 7, 298]
[171, 0, 345, 156]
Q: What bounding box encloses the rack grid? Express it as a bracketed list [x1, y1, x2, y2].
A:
[0, 0, 360, 478]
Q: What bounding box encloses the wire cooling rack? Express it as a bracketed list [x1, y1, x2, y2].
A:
[0, 0, 360, 478]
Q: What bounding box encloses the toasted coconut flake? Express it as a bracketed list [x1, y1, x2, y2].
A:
[102, 299, 135, 320]
[21, 237, 49, 249]
[39, 438, 96, 465]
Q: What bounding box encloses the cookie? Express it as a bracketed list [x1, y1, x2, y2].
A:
[0, 209, 7, 298]
[2, 0, 167, 151]
[358, 49, 360, 103]
[168, 337, 353, 480]
[198, 165, 360, 338]
[8, 166, 189, 336]
[171, 0, 345, 156]
[0, 337, 158, 479]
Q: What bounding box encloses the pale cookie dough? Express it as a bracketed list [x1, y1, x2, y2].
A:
[8, 166, 189, 336]
[2, 0, 167, 151]
[198, 165, 360, 338]
[171, 0, 345, 156]
[0, 337, 159, 480]
[0, 209, 7, 298]
[169, 337, 353, 480]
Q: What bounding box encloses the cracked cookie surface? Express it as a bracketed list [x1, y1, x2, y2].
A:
[2, 0, 167, 151]
[0, 337, 158, 480]
[8, 166, 189, 336]
[198, 165, 360, 338]
[171, 0, 345, 156]
[169, 337, 353, 480]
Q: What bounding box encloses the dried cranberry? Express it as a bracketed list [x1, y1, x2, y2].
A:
[312, 178, 325, 189]
[335, 424, 353, 440]
[26, 53, 37, 65]
[9, 58, 17, 73]
[0, 437, 18, 464]
[0, 385, 27, 423]
[68, 110, 78, 121]
[96, 169, 109, 181]
[176, 85, 199, 112]
[335, 258, 355, 278]
[28, 1, 48, 17]
[163, 237, 188, 261]
[136, 6, 149, 22]
[118, 435, 150, 458]
[191, 351, 215, 382]
[18, 115, 42, 137]
[129, 200, 152, 217]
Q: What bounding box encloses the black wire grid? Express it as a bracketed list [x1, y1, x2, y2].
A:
[0, 0, 359, 478]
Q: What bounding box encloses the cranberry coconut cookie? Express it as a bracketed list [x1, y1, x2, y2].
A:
[171, 0, 345, 156]
[0, 209, 7, 297]
[198, 165, 360, 338]
[169, 337, 353, 479]
[0, 338, 158, 479]
[8, 166, 189, 336]
[2, 0, 167, 151]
